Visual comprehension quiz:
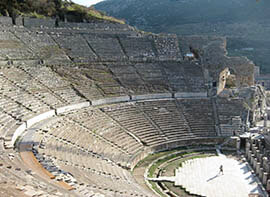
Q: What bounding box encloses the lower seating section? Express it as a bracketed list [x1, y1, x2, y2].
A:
[33, 126, 152, 196]
[137, 99, 216, 142]
[0, 139, 67, 196]
[19, 98, 218, 196]
[217, 98, 245, 124]
[65, 108, 144, 155]
[40, 116, 134, 167]
[137, 100, 192, 141]
[102, 102, 167, 146]
[177, 99, 216, 136]
[0, 64, 218, 196]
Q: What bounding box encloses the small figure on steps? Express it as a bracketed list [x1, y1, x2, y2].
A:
[219, 165, 223, 175]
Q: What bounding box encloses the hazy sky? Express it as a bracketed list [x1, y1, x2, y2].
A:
[72, 0, 105, 7]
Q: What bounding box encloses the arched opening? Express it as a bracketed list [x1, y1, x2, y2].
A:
[225, 68, 236, 88]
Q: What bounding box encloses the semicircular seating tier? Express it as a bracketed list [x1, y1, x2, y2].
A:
[0, 17, 247, 196]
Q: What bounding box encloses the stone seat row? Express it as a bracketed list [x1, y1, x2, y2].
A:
[0, 141, 63, 196]
[101, 103, 168, 146]
[37, 135, 130, 181]
[35, 137, 152, 196]
[0, 23, 184, 63]
[65, 108, 144, 154]
[39, 121, 134, 167]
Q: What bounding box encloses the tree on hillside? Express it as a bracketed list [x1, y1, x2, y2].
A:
[0, 0, 19, 18]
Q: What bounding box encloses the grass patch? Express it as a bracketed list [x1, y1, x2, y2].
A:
[150, 182, 167, 197]
[141, 148, 216, 196]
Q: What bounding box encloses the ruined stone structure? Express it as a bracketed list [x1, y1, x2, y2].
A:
[245, 137, 270, 193]
[0, 16, 263, 196]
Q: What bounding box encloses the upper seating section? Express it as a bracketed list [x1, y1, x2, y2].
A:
[0, 30, 35, 60]
[0, 17, 183, 62]
[119, 36, 156, 61]
[107, 61, 206, 94]
[12, 28, 69, 64]
[58, 22, 137, 35]
[153, 34, 182, 61]
[51, 33, 97, 63]
[52, 63, 126, 99]
[84, 34, 127, 61]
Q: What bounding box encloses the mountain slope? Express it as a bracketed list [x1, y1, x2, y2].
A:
[96, 0, 270, 73]
[96, 0, 269, 32]
[0, 0, 124, 24]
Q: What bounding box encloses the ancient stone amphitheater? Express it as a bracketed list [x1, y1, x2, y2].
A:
[0, 17, 258, 196]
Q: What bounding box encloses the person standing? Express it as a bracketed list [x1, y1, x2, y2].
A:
[219, 165, 223, 175]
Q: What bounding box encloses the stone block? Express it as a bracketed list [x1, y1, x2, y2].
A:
[56, 102, 90, 114]
[15, 17, 23, 26]
[253, 158, 257, 169]
[174, 92, 207, 98]
[26, 110, 55, 128]
[263, 172, 268, 186]
[91, 96, 130, 106]
[245, 141, 251, 157]
[0, 16, 12, 25]
[247, 150, 252, 162]
[131, 93, 172, 101]
[263, 157, 269, 172]
[11, 122, 27, 146]
[236, 138, 241, 150]
[250, 155, 255, 167]
[267, 179, 270, 192]
[256, 162, 261, 175]
[23, 17, 55, 28]
[259, 153, 263, 164]
[256, 150, 260, 160]
[259, 168, 264, 180]
[0, 61, 8, 66]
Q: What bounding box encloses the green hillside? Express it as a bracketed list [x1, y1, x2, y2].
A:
[96, 0, 270, 73]
[0, 0, 124, 24]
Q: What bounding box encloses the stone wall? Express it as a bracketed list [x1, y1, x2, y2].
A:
[130, 137, 225, 170]
[217, 67, 230, 95]
[23, 18, 56, 28]
[178, 35, 254, 90]
[245, 137, 270, 193]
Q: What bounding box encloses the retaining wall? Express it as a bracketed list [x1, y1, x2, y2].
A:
[11, 123, 27, 145]
[129, 137, 225, 170]
[26, 110, 56, 128]
[174, 92, 207, 98]
[56, 102, 90, 114]
[91, 96, 130, 106]
[131, 93, 172, 101]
